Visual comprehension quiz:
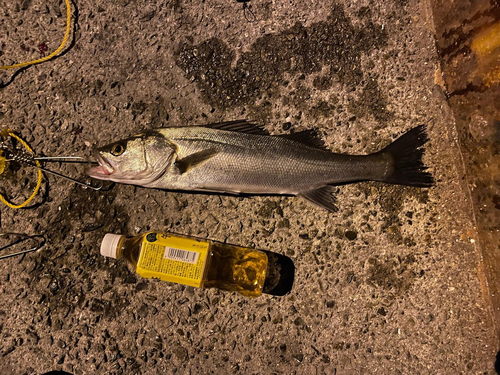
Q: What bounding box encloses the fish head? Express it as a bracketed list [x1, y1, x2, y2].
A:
[86, 131, 176, 185]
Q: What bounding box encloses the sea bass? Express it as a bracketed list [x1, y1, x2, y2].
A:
[86, 121, 433, 211]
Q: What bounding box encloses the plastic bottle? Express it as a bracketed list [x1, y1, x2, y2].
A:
[100, 231, 268, 297]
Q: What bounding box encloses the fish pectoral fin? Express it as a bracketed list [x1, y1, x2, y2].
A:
[300, 185, 339, 212]
[279, 129, 328, 150]
[203, 120, 269, 135]
[175, 148, 218, 174]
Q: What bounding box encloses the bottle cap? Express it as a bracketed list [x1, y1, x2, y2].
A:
[100, 234, 123, 259]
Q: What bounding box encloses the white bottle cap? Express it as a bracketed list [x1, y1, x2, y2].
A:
[100, 234, 123, 259]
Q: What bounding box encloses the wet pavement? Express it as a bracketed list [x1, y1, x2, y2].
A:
[0, 0, 498, 373]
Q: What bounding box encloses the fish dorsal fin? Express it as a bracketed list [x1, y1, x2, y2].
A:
[203, 120, 269, 135]
[300, 185, 338, 212]
[279, 129, 328, 150]
[175, 148, 218, 174]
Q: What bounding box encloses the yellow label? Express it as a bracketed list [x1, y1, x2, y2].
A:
[136, 232, 209, 288]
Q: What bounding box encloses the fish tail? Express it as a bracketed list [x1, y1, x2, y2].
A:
[377, 125, 434, 187]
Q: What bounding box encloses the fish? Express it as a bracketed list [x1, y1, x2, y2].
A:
[86, 120, 433, 212]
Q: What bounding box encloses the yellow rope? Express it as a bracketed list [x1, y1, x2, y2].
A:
[0, 1, 71, 206]
[0, 0, 71, 70]
[0, 131, 42, 209]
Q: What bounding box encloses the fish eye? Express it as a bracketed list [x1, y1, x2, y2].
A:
[111, 144, 125, 156]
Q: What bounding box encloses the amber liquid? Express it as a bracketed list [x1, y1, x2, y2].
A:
[203, 243, 268, 297]
[115, 233, 268, 297]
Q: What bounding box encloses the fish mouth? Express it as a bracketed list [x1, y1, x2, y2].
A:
[86, 151, 115, 179]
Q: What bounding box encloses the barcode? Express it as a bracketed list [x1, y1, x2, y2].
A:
[164, 247, 199, 264]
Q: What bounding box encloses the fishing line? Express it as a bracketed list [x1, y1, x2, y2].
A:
[0, 0, 74, 207]
[0, 129, 42, 209]
[0, 127, 103, 209]
[0, 0, 72, 70]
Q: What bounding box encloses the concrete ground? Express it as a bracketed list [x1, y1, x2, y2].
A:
[0, 0, 497, 374]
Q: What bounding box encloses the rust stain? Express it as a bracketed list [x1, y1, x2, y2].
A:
[434, 65, 446, 89]
[431, 0, 500, 344]
[483, 64, 500, 86]
[477, 257, 494, 315]
[470, 21, 500, 87]
[471, 22, 500, 56]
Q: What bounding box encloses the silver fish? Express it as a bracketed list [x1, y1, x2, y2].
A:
[86, 121, 433, 211]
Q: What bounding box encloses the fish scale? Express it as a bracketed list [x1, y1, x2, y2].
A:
[87, 121, 433, 212]
[153, 127, 384, 194]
